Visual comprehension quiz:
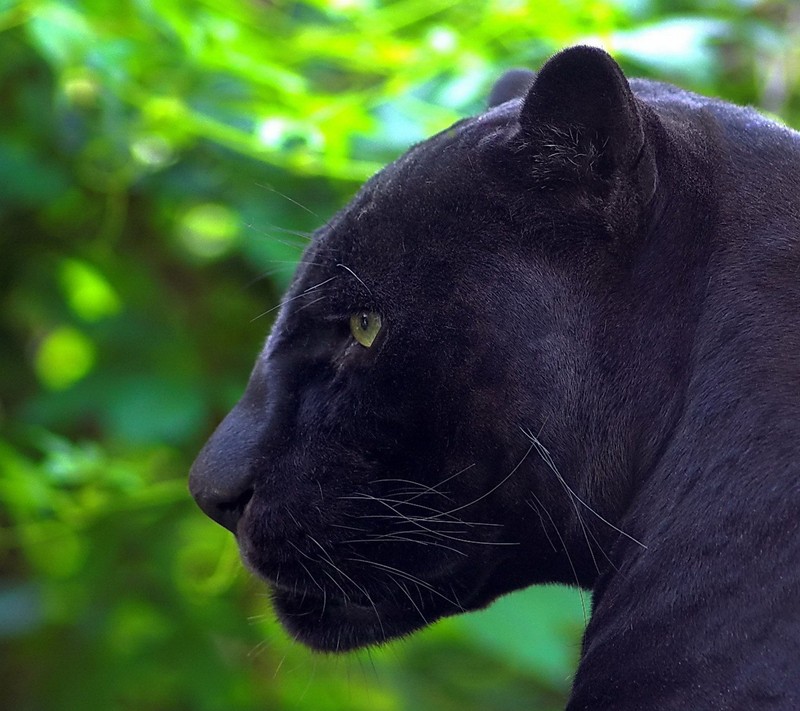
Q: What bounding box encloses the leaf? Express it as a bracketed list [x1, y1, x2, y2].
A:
[27, 2, 94, 67]
[456, 585, 587, 690]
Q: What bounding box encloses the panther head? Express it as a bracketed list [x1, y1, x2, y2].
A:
[189, 46, 700, 652]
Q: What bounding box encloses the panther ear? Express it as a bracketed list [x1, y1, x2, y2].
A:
[488, 68, 537, 108]
[520, 46, 656, 198]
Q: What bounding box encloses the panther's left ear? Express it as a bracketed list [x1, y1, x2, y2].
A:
[520, 46, 656, 202]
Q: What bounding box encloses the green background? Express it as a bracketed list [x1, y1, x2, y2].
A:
[1, 1, 798, 709]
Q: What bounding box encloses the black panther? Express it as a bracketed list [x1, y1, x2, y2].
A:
[189, 46, 800, 708]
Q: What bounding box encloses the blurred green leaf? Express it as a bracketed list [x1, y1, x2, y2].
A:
[28, 2, 93, 67]
[34, 325, 96, 390]
[458, 586, 587, 690]
[59, 259, 122, 321]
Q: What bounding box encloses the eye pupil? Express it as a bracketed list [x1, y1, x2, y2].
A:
[360, 314, 370, 331]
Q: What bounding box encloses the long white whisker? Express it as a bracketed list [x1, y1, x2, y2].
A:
[370, 477, 454, 501]
[393, 578, 429, 626]
[428, 444, 534, 520]
[526, 495, 558, 553]
[346, 558, 464, 610]
[342, 493, 465, 519]
[302, 535, 388, 640]
[255, 182, 321, 218]
[520, 427, 647, 550]
[526, 495, 588, 626]
[525, 428, 624, 573]
[251, 275, 338, 321]
[342, 534, 467, 557]
[336, 263, 372, 295]
[410, 463, 476, 502]
[293, 294, 329, 314]
[344, 492, 502, 528]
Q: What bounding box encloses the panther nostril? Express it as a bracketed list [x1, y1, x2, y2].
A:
[210, 487, 254, 534]
[191, 483, 254, 534]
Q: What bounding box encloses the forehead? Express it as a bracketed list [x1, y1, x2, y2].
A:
[299, 105, 523, 280]
[284, 99, 560, 318]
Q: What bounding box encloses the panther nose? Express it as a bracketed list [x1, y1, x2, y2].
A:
[189, 405, 258, 534]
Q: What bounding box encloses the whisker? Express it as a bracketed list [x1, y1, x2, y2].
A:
[336, 263, 372, 295]
[343, 534, 467, 557]
[370, 526, 468, 537]
[410, 463, 476, 502]
[294, 294, 329, 314]
[428, 446, 533, 520]
[321, 568, 352, 603]
[305, 535, 387, 640]
[370, 477, 454, 501]
[393, 578, 429, 626]
[341, 493, 467, 521]
[346, 494, 504, 530]
[329, 523, 367, 532]
[520, 427, 647, 550]
[244, 222, 310, 249]
[526, 495, 588, 626]
[241, 257, 326, 291]
[347, 558, 463, 610]
[286, 542, 327, 596]
[524, 428, 622, 573]
[526, 495, 558, 553]
[350, 512, 518, 546]
[352, 512, 497, 530]
[264, 224, 316, 240]
[256, 182, 322, 219]
[251, 275, 338, 321]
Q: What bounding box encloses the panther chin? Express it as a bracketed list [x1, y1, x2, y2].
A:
[233, 489, 509, 652]
[242, 543, 493, 651]
[268, 584, 427, 652]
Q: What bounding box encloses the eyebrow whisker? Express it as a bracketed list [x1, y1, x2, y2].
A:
[336, 263, 372, 296]
[250, 275, 338, 321]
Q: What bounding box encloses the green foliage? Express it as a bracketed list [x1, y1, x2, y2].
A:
[2, 1, 800, 709]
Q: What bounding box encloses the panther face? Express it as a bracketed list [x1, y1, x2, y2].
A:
[189, 47, 671, 652]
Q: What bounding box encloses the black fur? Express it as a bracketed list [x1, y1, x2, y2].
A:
[190, 46, 800, 708]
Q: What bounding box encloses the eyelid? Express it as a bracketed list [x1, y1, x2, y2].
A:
[319, 307, 381, 323]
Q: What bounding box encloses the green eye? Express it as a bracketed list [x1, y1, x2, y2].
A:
[349, 311, 382, 348]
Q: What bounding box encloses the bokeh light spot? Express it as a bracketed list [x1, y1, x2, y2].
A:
[178, 203, 239, 260]
[59, 259, 121, 322]
[35, 326, 96, 390]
